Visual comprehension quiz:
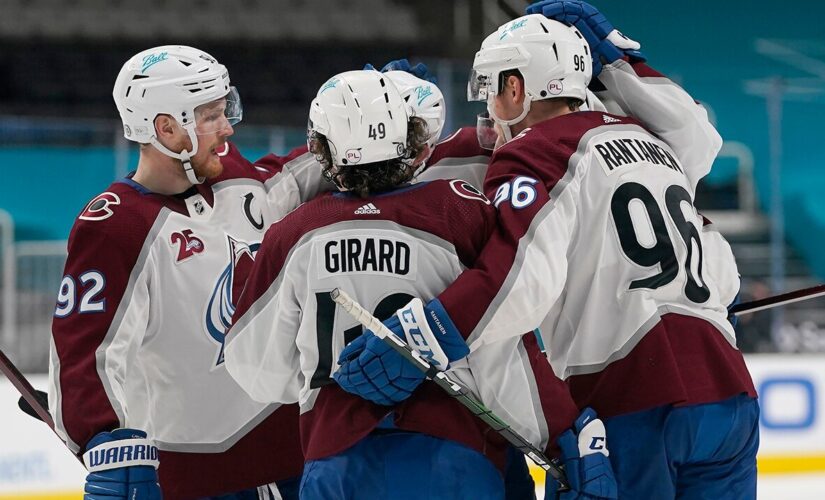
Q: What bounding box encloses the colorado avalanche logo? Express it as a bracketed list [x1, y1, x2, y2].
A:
[205, 236, 260, 367]
[80, 192, 121, 221]
[449, 179, 491, 205]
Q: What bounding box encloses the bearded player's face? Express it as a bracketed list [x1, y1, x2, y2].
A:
[187, 98, 234, 179]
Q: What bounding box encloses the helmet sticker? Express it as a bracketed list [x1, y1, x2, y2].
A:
[320, 78, 340, 94]
[499, 18, 529, 40]
[140, 52, 168, 73]
[414, 85, 434, 106]
[547, 80, 564, 95]
[345, 149, 363, 164]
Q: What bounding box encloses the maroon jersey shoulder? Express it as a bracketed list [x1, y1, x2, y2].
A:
[240, 181, 494, 283]
[71, 180, 169, 254]
[428, 127, 490, 166]
[499, 111, 642, 159]
[485, 111, 644, 193]
[255, 181, 495, 283]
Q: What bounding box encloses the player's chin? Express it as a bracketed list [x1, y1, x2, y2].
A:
[194, 154, 224, 179]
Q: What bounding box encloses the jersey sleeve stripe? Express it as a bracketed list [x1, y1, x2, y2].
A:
[51, 208, 170, 452]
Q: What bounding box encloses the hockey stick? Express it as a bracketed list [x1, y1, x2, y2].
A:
[330, 289, 570, 491]
[0, 346, 84, 465]
[730, 284, 825, 316]
[19, 388, 49, 421]
[0, 346, 55, 429]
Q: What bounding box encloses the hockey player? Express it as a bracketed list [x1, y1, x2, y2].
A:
[336, 8, 759, 500]
[49, 46, 313, 499]
[224, 70, 614, 499]
[373, 48, 742, 498]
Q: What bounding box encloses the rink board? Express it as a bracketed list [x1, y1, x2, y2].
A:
[1, 357, 824, 496]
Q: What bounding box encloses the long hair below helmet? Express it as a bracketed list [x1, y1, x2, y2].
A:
[309, 116, 429, 198]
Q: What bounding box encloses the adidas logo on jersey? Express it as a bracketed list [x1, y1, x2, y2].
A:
[603, 114, 622, 124]
[354, 203, 380, 215]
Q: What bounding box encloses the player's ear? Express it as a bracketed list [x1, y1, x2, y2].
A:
[506, 75, 524, 104]
[153, 114, 178, 141]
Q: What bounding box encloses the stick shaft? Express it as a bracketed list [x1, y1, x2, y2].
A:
[330, 288, 569, 489]
[0, 347, 84, 465]
[730, 284, 825, 316]
[0, 347, 55, 429]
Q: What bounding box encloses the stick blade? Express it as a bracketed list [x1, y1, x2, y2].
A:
[18, 389, 49, 422]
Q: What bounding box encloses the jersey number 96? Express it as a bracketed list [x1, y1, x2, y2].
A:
[611, 182, 710, 303]
[493, 176, 539, 209]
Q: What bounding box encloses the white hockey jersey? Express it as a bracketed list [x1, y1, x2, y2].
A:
[48, 143, 323, 498]
[224, 179, 582, 470]
[436, 62, 756, 419]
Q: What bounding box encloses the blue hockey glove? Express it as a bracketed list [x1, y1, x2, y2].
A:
[334, 325, 426, 406]
[526, 1, 645, 77]
[546, 408, 617, 500]
[334, 298, 468, 405]
[83, 428, 161, 499]
[362, 58, 437, 84]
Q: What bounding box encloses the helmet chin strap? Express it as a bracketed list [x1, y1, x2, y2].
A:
[148, 126, 205, 185]
[487, 94, 532, 143]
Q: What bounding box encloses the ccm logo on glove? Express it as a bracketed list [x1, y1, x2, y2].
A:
[398, 299, 451, 370]
[589, 436, 605, 450]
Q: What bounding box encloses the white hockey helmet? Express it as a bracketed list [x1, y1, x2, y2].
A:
[468, 15, 591, 141]
[112, 45, 242, 184]
[383, 71, 445, 151]
[308, 70, 412, 179]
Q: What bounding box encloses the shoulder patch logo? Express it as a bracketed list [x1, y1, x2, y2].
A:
[170, 229, 205, 262]
[603, 114, 622, 124]
[80, 192, 121, 221]
[449, 179, 490, 205]
[354, 203, 380, 215]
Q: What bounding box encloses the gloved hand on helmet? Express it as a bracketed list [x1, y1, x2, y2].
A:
[526, 1, 645, 78]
